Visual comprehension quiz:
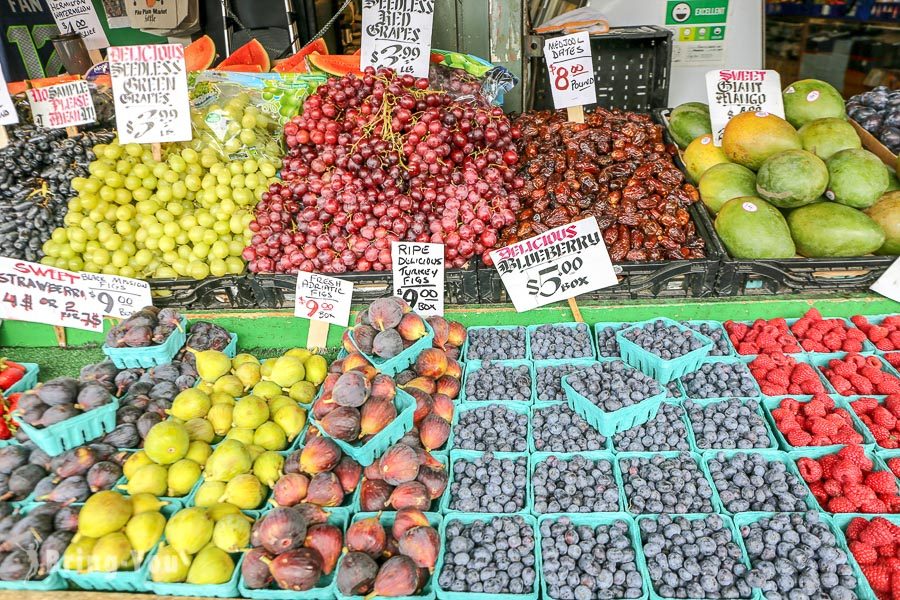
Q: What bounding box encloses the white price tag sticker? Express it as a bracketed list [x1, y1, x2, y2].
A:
[79, 272, 152, 319]
[0, 258, 103, 332]
[706, 69, 784, 145]
[489, 217, 618, 312]
[392, 241, 444, 316]
[872, 259, 900, 304]
[361, 0, 435, 78]
[294, 272, 354, 327]
[544, 31, 596, 110]
[108, 44, 192, 144]
[0, 68, 17, 126]
[26, 80, 96, 130]
[47, 0, 110, 51]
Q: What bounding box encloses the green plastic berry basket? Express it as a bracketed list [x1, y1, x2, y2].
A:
[102, 317, 188, 369]
[18, 397, 119, 456]
[435, 512, 539, 600]
[561, 358, 667, 437]
[763, 395, 877, 453]
[726, 319, 804, 357]
[240, 509, 348, 600]
[785, 316, 877, 355]
[832, 512, 900, 600]
[333, 511, 441, 600]
[787, 445, 895, 513]
[683, 320, 738, 357]
[462, 325, 530, 363]
[531, 359, 598, 404]
[633, 513, 754, 600]
[5, 362, 39, 394]
[699, 449, 819, 515]
[527, 451, 622, 515]
[617, 451, 721, 515]
[736, 511, 871, 600]
[440, 450, 530, 515]
[616, 317, 714, 384]
[536, 512, 649, 600]
[749, 353, 834, 399]
[312, 387, 415, 466]
[447, 401, 530, 454]
[807, 352, 900, 397]
[348, 319, 434, 376]
[594, 321, 630, 358]
[0, 502, 71, 591]
[853, 314, 900, 356]
[223, 333, 238, 358]
[609, 400, 692, 454]
[529, 401, 612, 454]
[682, 397, 778, 452]
[677, 356, 762, 400]
[526, 322, 597, 361]
[351, 452, 447, 513]
[459, 360, 534, 405]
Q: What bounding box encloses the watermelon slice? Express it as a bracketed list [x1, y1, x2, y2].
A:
[274, 38, 328, 73]
[308, 54, 363, 77]
[185, 35, 216, 71]
[216, 39, 270, 72]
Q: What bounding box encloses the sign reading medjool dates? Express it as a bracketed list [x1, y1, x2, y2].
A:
[489, 217, 617, 312]
[79, 272, 152, 319]
[26, 80, 96, 129]
[108, 43, 191, 144]
[0, 257, 102, 331]
[544, 31, 596, 109]
[391, 241, 444, 316]
[361, 0, 435, 77]
[294, 271, 353, 327]
[706, 69, 784, 145]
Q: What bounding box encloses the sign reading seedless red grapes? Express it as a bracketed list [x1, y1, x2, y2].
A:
[26, 81, 96, 129]
[489, 217, 618, 312]
[544, 31, 596, 109]
[108, 44, 192, 144]
[392, 241, 443, 316]
[79, 272, 152, 319]
[294, 272, 354, 327]
[361, 0, 435, 77]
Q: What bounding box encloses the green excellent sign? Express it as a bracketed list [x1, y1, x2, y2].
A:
[666, 0, 729, 25]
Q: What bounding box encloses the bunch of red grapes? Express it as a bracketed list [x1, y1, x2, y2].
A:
[243, 68, 524, 274]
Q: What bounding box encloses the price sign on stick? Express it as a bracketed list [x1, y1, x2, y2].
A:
[295, 272, 353, 349]
[488, 217, 618, 313]
[872, 259, 900, 304]
[0, 258, 103, 332]
[0, 69, 18, 127]
[706, 69, 784, 145]
[361, 0, 435, 77]
[108, 44, 192, 144]
[26, 80, 96, 130]
[47, 0, 110, 51]
[544, 31, 596, 111]
[79, 272, 152, 319]
[392, 242, 444, 316]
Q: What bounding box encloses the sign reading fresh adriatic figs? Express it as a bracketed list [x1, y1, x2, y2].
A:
[0, 69, 17, 126]
[361, 0, 435, 78]
[392, 241, 444, 316]
[47, 0, 110, 51]
[26, 80, 96, 129]
[295, 272, 354, 327]
[706, 69, 784, 145]
[489, 217, 618, 312]
[108, 44, 192, 144]
[79, 272, 152, 319]
[0, 258, 103, 332]
[544, 31, 596, 109]
[872, 259, 900, 304]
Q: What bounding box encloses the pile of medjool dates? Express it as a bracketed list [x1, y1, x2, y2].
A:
[497, 109, 706, 262]
[105, 307, 183, 348]
[0, 501, 79, 581]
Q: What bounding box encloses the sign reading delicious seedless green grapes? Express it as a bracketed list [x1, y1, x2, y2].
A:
[108, 44, 192, 144]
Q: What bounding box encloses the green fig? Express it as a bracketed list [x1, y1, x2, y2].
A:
[167, 459, 202, 497]
[212, 512, 251, 552]
[270, 355, 305, 387]
[78, 490, 133, 538]
[149, 543, 191, 583]
[186, 545, 234, 584]
[168, 388, 211, 421]
[219, 473, 265, 509]
[253, 421, 287, 451]
[143, 421, 190, 465]
[204, 439, 251, 482]
[196, 350, 232, 382]
[194, 480, 227, 507]
[125, 511, 165, 564]
[89, 532, 133, 572]
[252, 451, 284, 488]
[232, 395, 269, 429]
[165, 507, 213, 556]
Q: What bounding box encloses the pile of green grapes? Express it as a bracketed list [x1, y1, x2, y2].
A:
[40, 95, 280, 280]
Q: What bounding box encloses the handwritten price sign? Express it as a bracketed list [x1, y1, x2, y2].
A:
[0, 69, 17, 126]
[294, 272, 353, 327]
[361, 0, 435, 78]
[47, 0, 109, 51]
[79, 272, 152, 319]
[26, 81, 96, 130]
[706, 70, 784, 145]
[392, 241, 444, 316]
[544, 31, 596, 110]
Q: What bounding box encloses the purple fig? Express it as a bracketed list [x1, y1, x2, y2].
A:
[157, 308, 181, 328]
[241, 547, 273, 589]
[53, 505, 79, 532]
[336, 551, 379, 596]
[35, 378, 79, 406]
[136, 412, 162, 439]
[76, 384, 111, 410]
[5, 464, 47, 501]
[33, 475, 57, 499]
[102, 423, 140, 448]
[86, 461, 122, 492]
[2, 513, 54, 551]
[36, 404, 79, 427]
[174, 374, 195, 390]
[116, 405, 143, 424]
[16, 392, 45, 413]
[256, 507, 308, 555]
[79, 360, 119, 393]
[0, 549, 38, 581]
[0, 446, 29, 475]
[114, 369, 141, 396]
[87, 443, 119, 462]
[149, 381, 178, 402]
[51, 447, 97, 478]
[269, 547, 323, 591]
[40, 476, 89, 504]
[122, 325, 153, 348]
[38, 530, 72, 575]
[27, 447, 52, 470]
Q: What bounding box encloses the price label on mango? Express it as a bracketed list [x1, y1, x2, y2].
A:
[544, 31, 596, 109]
[294, 272, 354, 326]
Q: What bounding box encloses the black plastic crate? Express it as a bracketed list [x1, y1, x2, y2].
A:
[478, 204, 723, 303]
[528, 26, 672, 113]
[246, 265, 479, 309]
[149, 276, 256, 309]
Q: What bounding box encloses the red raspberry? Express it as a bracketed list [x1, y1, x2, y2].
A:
[786, 429, 812, 446]
[851, 315, 870, 328]
[737, 342, 758, 355]
[875, 407, 898, 429]
[800, 378, 826, 394]
[832, 429, 865, 444]
[869, 423, 894, 444]
[829, 374, 853, 395]
[843, 340, 864, 353]
[804, 397, 828, 418]
[863, 366, 887, 384]
[862, 563, 893, 592]
[887, 458, 900, 478]
[861, 518, 898, 547]
[887, 354, 900, 368]
[870, 325, 891, 343]
[846, 482, 877, 507]
[880, 542, 897, 558]
[851, 540, 880, 564]
[862, 498, 890, 513]
[887, 395, 900, 417]
[797, 457, 823, 482]
[854, 397, 881, 415]
[824, 478, 844, 497]
[880, 379, 900, 395]
[760, 384, 786, 396]
[832, 360, 858, 378]
[828, 495, 857, 512]
[823, 333, 843, 351]
[850, 374, 876, 395]
[847, 516, 870, 540]
[892, 572, 900, 600]
[765, 369, 791, 388]
[886, 557, 900, 572]
[839, 445, 874, 471]
[750, 354, 776, 371]
[810, 417, 839, 438]
[867, 471, 899, 495]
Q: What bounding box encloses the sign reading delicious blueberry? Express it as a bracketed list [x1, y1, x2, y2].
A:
[706, 69, 784, 144]
[544, 31, 596, 110]
[79, 272, 152, 319]
[361, 0, 435, 77]
[26, 80, 96, 130]
[294, 271, 353, 327]
[489, 216, 618, 312]
[392, 241, 444, 316]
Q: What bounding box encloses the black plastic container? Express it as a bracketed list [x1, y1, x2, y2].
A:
[148, 276, 255, 309]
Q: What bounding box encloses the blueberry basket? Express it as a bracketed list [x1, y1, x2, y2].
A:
[594, 321, 629, 358]
[527, 451, 623, 514]
[561, 358, 667, 437]
[536, 512, 649, 600]
[313, 387, 416, 466]
[616, 317, 714, 384]
[682, 320, 738, 357]
[531, 359, 598, 404]
[677, 356, 762, 400]
[609, 399, 691, 454]
[241, 510, 348, 600]
[616, 451, 722, 515]
[333, 511, 441, 600]
[351, 452, 447, 513]
[787, 445, 896, 513]
[459, 360, 534, 405]
[832, 512, 900, 600]
[447, 401, 531, 454]
[435, 512, 539, 600]
[808, 352, 900, 397]
[462, 325, 530, 362]
[440, 450, 530, 515]
[348, 319, 434, 376]
[5, 362, 39, 394]
[102, 317, 188, 369]
[682, 397, 779, 451]
[18, 397, 119, 456]
[529, 400, 613, 454]
[763, 395, 877, 453]
[526, 322, 597, 361]
[699, 449, 819, 515]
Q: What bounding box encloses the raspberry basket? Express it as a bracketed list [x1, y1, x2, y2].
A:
[616, 317, 714, 384]
[527, 451, 623, 515]
[763, 395, 877, 453]
[808, 352, 900, 397]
